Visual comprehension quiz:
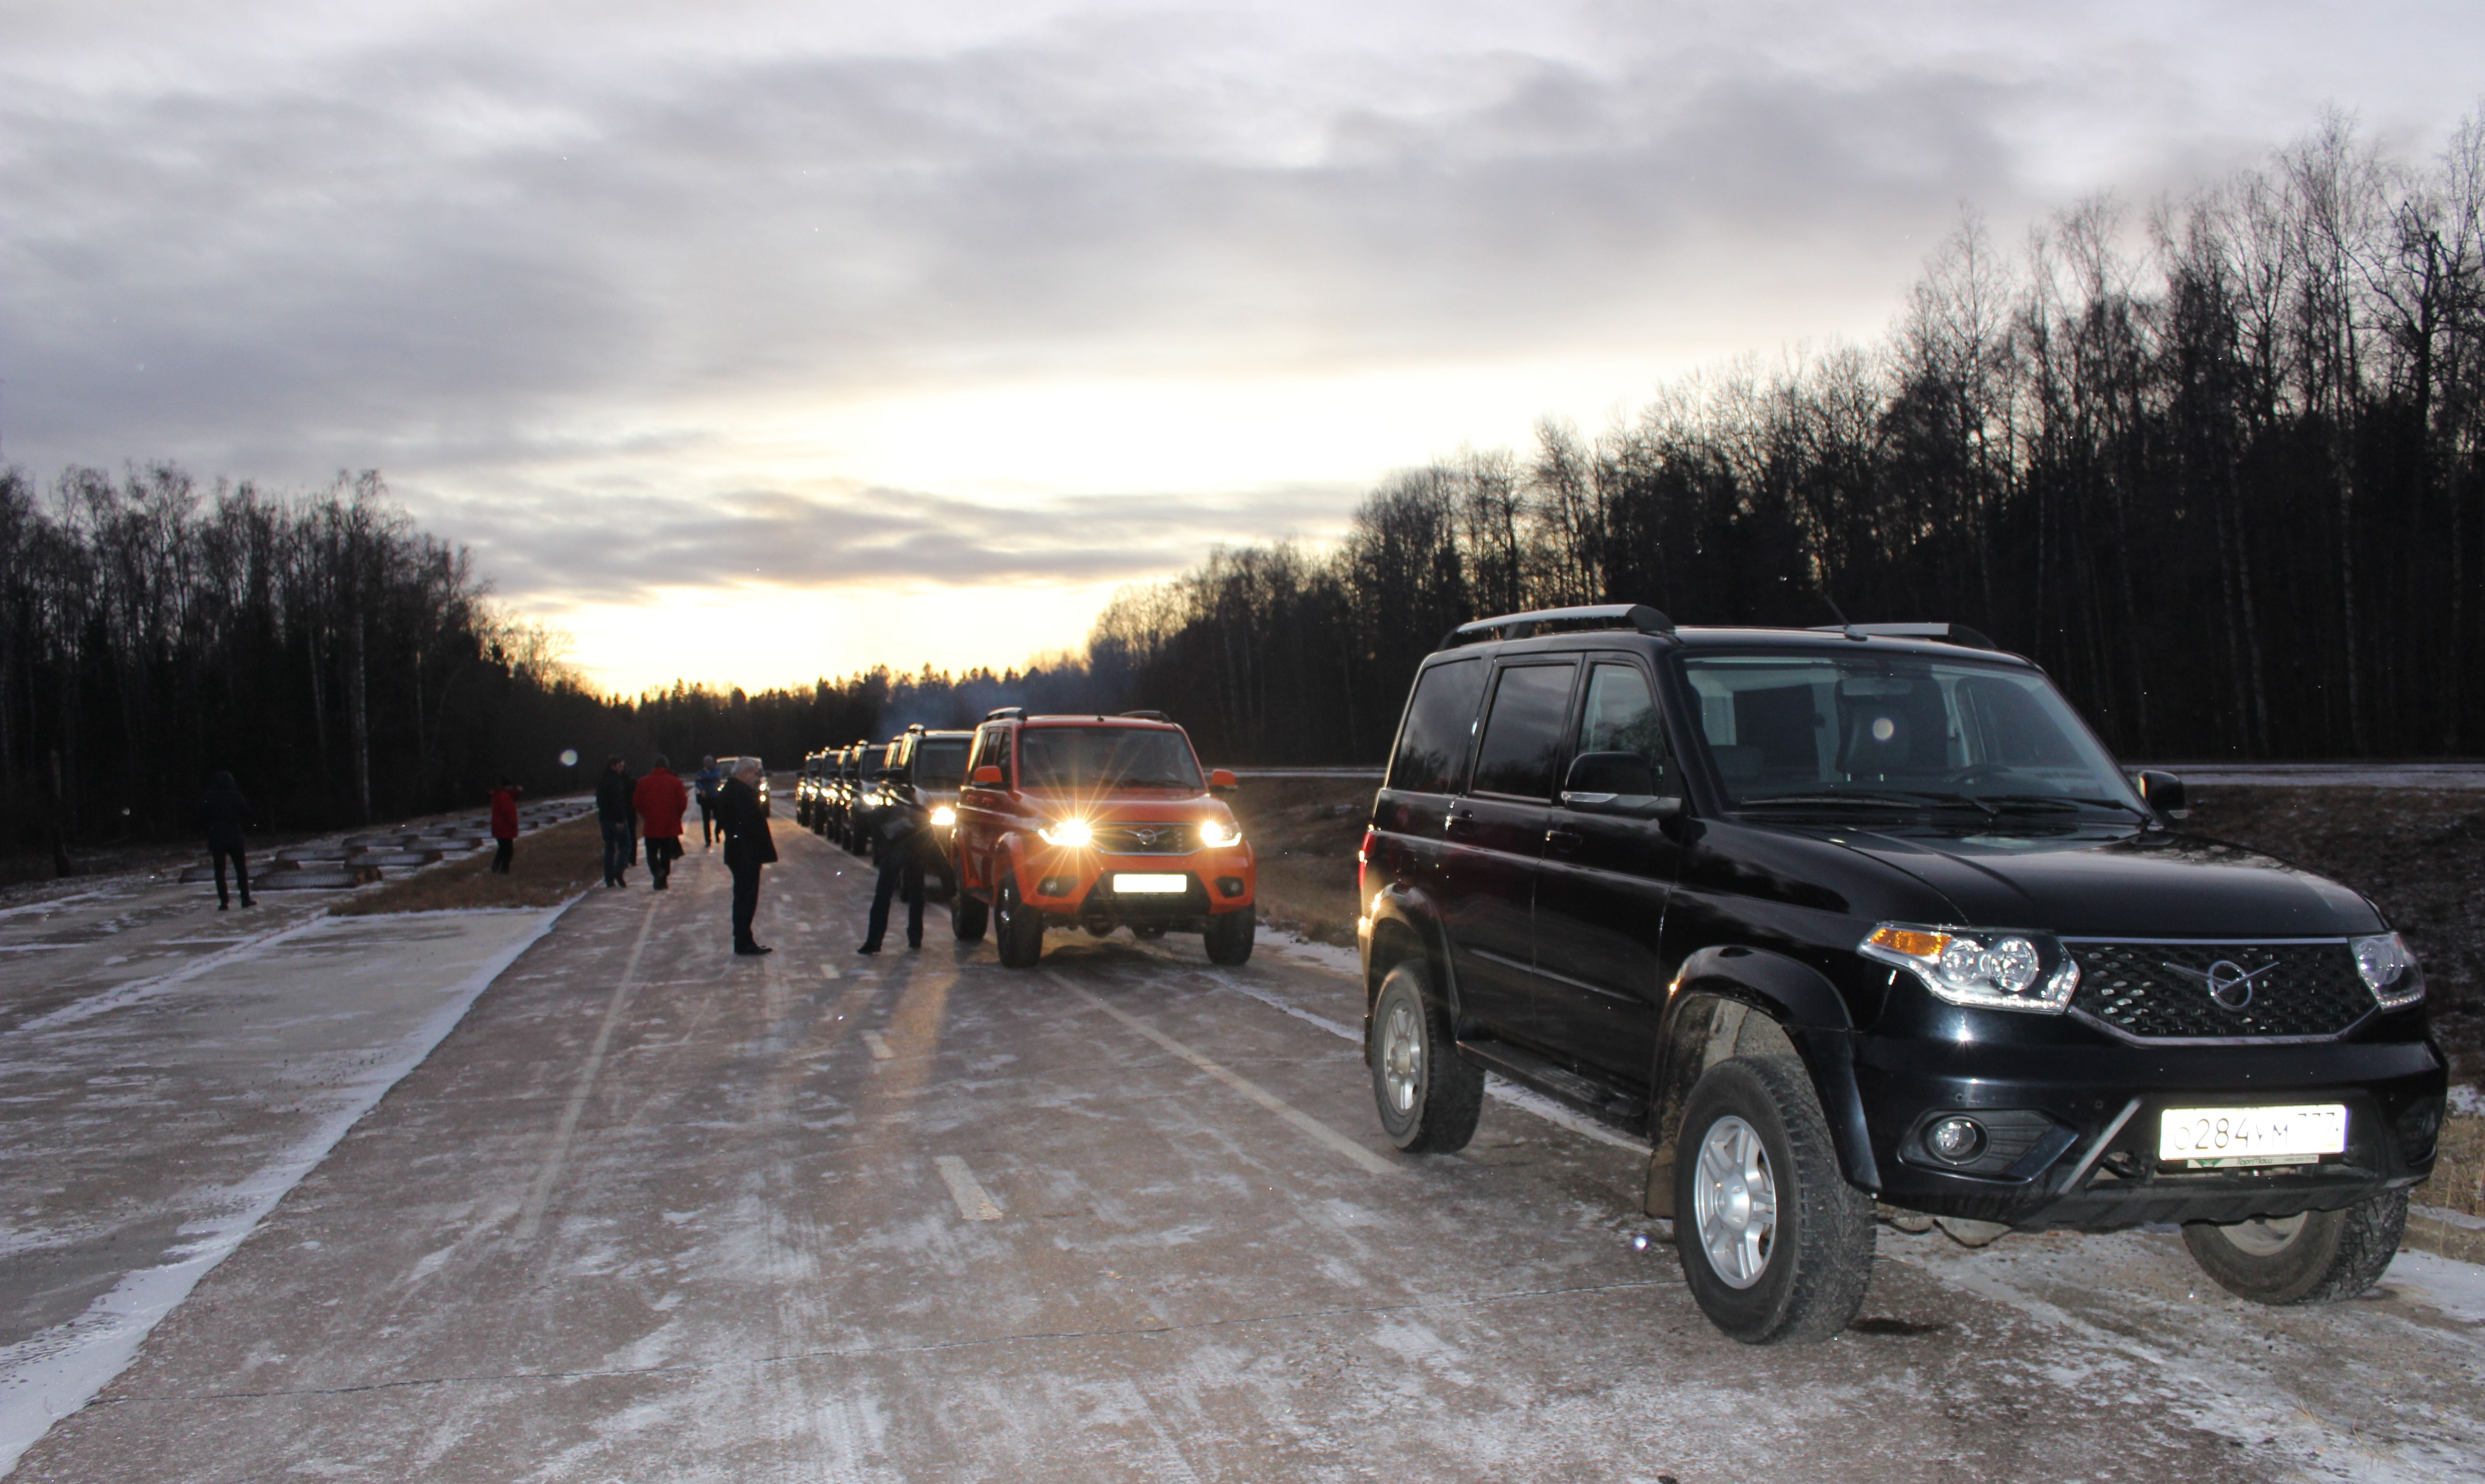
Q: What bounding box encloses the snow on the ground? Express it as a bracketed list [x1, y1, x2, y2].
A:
[0, 903, 573, 1474]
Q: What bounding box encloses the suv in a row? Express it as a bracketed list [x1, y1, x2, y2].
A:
[952, 709, 1255, 967]
[1359, 605, 2444, 1344]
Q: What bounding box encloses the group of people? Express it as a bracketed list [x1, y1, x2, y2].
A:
[589, 754, 778, 956]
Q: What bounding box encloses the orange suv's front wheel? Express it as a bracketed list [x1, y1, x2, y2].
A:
[995, 876, 1044, 968]
[1204, 907, 1255, 965]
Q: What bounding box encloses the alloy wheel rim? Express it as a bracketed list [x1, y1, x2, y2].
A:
[2221, 1211, 2307, 1257]
[1693, 1114, 1777, 1289]
[1380, 1000, 1422, 1114]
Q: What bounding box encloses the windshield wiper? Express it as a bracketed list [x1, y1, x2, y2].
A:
[1739, 791, 1962, 812]
[1979, 793, 2151, 822]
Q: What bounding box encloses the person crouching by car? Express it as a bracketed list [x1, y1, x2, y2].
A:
[595, 755, 637, 888]
[858, 768, 930, 953]
[200, 771, 255, 910]
[717, 757, 777, 955]
[634, 754, 690, 891]
[489, 779, 521, 873]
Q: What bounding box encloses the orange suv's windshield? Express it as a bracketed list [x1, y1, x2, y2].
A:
[1018, 727, 1202, 791]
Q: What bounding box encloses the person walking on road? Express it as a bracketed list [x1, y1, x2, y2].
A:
[857, 766, 929, 953]
[693, 755, 724, 849]
[633, 754, 690, 891]
[717, 758, 776, 955]
[489, 779, 521, 873]
[596, 755, 638, 888]
[199, 771, 255, 910]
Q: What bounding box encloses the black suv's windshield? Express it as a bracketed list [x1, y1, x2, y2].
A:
[1681, 652, 2144, 816]
[912, 739, 969, 789]
[1017, 727, 1203, 792]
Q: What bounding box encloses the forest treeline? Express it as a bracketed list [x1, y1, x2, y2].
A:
[1097, 112, 2485, 766]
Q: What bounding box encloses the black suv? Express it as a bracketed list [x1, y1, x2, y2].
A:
[1359, 605, 2444, 1345]
[886, 726, 976, 896]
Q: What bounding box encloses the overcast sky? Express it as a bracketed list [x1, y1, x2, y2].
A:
[5, 1, 2481, 693]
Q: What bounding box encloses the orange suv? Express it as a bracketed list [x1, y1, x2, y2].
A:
[951, 709, 1255, 967]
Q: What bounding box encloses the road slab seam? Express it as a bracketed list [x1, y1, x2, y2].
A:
[1045, 971, 1399, 1177]
[513, 897, 662, 1242]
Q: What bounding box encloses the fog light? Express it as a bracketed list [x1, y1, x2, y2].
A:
[1928, 1116, 1986, 1164]
[1216, 877, 1246, 898]
[1038, 876, 1075, 897]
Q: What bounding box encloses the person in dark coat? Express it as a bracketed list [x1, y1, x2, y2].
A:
[489, 779, 521, 874]
[716, 758, 777, 955]
[595, 755, 638, 888]
[633, 754, 690, 891]
[199, 771, 255, 910]
[693, 755, 724, 849]
[857, 768, 929, 953]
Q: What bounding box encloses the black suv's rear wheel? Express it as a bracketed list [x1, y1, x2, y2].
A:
[951, 890, 989, 942]
[994, 877, 1044, 968]
[1203, 908, 1255, 966]
[1673, 1056, 1874, 1344]
[2182, 1190, 2407, 1304]
[1367, 962, 1482, 1153]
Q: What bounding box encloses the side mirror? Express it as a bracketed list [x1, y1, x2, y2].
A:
[973, 765, 1004, 787]
[2135, 769, 2188, 820]
[1209, 768, 1237, 795]
[1560, 751, 1681, 818]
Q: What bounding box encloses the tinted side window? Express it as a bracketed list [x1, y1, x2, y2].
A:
[1387, 658, 1487, 795]
[1472, 662, 1579, 799]
[1579, 662, 1677, 796]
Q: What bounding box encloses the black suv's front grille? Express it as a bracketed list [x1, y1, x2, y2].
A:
[2065, 941, 2374, 1040]
[1090, 823, 1195, 855]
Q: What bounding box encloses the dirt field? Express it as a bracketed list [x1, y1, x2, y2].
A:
[329, 814, 607, 915]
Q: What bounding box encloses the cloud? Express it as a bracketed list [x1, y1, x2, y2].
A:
[3, 0, 2480, 648]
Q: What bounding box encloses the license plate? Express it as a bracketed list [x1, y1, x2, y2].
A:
[1111, 873, 1189, 895]
[2158, 1104, 2347, 1167]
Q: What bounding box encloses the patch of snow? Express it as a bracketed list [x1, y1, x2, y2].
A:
[1268, 931, 1360, 979]
[2447, 1083, 2482, 1117]
[2386, 1247, 2485, 1323]
[0, 902, 573, 1477]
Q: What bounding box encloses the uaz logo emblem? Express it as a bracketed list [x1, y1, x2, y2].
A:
[1131, 828, 1164, 846]
[2161, 957, 2276, 1010]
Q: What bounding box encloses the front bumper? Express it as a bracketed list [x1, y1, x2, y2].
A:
[1853, 1030, 2446, 1229]
[1016, 846, 1255, 921]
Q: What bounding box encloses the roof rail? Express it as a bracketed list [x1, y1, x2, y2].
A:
[1441, 603, 1673, 650]
[1119, 709, 1171, 722]
[1805, 622, 1999, 650]
[985, 707, 1024, 721]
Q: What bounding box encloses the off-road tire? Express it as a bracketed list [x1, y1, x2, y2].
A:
[2182, 1190, 2407, 1305]
[1204, 908, 1256, 966]
[1673, 1055, 1875, 1345]
[994, 877, 1044, 968]
[951, 891, 989, 942]
[1367, 961, 1482, 1153]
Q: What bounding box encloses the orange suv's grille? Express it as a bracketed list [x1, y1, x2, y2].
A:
[1090, 823, 1196, 855]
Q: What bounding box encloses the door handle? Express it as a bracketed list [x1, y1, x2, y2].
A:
[1545, 827, 1583, 853]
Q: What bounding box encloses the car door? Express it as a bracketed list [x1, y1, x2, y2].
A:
[1438, 657, 1579, 1047]
[1530, 656, 1685, 1088]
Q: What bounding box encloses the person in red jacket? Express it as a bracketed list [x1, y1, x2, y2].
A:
[489, 779, 521, 874]
[632, 754, 691, 891]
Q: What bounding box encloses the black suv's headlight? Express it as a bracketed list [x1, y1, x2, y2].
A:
[1860, 924, 2080, 1013]
[2351, 932, 2423, 1009]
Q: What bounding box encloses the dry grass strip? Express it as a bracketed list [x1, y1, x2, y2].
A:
[331, 814, 605, 915]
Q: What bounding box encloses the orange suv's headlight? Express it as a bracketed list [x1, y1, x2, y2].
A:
[1038, 819, 1093, 847]
[1198, 820, 1240, 847]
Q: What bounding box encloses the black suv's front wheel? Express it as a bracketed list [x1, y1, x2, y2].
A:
[2182, 1190, 2407, 1304]
[1673, 1056, 1875, 1344]
[1367, 962, 1482, 1153]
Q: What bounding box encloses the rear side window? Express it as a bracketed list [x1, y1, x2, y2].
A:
[1472, 662, 1579, 799]
[1387, 658, 1486, 795]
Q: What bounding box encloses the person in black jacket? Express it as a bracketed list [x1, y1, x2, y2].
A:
[857, 768, 929, 953]
[595, 755, 637, 888]
[716, 758, 777, 955]
[199, 771, 255, 910]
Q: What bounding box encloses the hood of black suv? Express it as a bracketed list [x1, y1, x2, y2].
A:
[1796, 824, 2384, 938]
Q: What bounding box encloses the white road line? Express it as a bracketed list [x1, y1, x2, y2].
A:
[1050, 973, 1399, 1177]
[862, 1030, 894, 1060]
[820, 964, 841, 980]
[934, 1154, 1004, 1221]
[514, 900, 660, 1241]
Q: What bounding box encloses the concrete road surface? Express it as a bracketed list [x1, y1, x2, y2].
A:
[5, 828, 2483, 1482]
